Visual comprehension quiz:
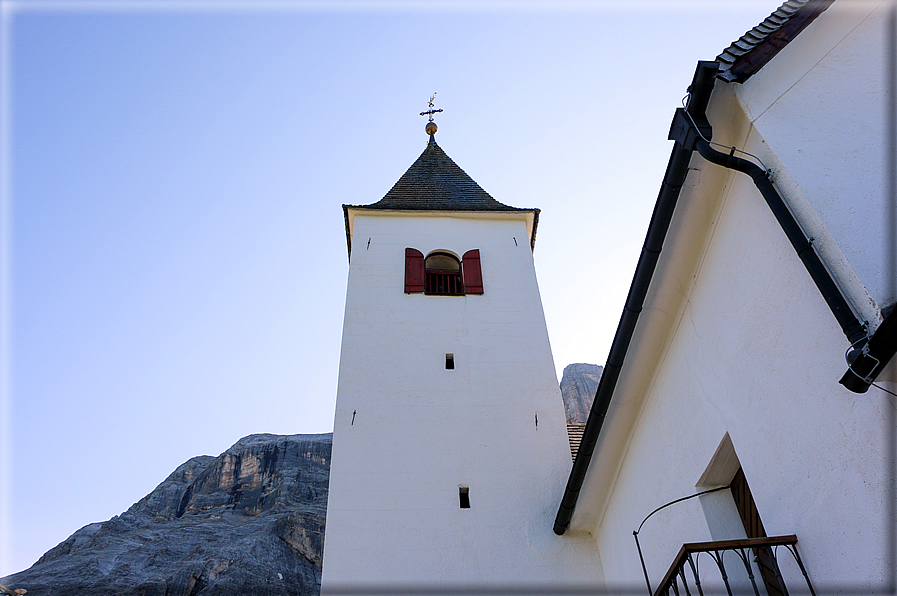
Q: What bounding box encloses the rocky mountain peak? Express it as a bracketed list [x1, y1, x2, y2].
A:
[4, 364, 603, 595]
[560, 363, 603, 424]
[4, 434, 331, 596]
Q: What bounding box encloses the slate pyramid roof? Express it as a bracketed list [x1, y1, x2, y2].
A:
[352, 135, 532, 212]
[343, 134, 539, 255]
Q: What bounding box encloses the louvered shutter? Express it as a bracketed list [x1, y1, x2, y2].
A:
[462, 249, 484, 294]
[405, 248, 425, 293]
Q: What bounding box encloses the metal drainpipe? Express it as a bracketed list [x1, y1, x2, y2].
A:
[694, 138, 897, 392]
[693, 138, 867, 346]
[840, 306, 897, 393]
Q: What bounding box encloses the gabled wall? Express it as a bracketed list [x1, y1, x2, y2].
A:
[590, 129, 889, 587]
[736, 0, 892, 319]
[574, 1, 893, 591]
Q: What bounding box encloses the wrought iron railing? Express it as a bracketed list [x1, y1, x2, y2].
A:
[653, 535, 816, 596]
[425, 270, 463, 295]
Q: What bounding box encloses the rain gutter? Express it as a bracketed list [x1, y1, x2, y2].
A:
[553, 61, 719, 535]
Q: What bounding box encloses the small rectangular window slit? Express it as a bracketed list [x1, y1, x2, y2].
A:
[445, 353, 454, 370]
[459, 486, 470, 509]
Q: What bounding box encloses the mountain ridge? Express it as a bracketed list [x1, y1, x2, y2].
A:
[3, 433, 331, 596]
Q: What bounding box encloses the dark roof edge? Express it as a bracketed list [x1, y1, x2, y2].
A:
[717, 0, 836, 83]
[342, 204, 352, 259]
[344, 203, 535, 213]
[552, 60, 722, 536]
[342, 204, 541, 259]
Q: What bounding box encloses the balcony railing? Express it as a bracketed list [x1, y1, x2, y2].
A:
[425, 270, 464, 295]
[654, 535, 816, 596]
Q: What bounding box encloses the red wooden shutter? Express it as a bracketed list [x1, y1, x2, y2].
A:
[462, 249, 484, 294]
[405, 248, 425, 293]
[730, 467, 784, 596]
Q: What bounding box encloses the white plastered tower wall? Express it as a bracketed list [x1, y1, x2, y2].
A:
[321, 164, 602, 588]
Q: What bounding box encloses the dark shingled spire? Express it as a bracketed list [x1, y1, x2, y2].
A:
[351, 136, 531, 213]
[342, 135, 539, 257]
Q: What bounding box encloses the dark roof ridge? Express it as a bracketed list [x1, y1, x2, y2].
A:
[716, 0, 835, 83]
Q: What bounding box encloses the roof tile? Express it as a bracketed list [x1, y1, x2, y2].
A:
[716, 0, 835, 83]
[348, 136, 532, 213]
[341, 135, 540, 255]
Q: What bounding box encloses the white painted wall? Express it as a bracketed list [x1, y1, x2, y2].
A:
[735, 0, 892, 320]
[573, 3, 893, 592]
[322, 212, 602, 591]
[589, 157, 890, 590]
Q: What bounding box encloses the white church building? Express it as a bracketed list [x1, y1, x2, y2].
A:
[322, 0, 896, 594]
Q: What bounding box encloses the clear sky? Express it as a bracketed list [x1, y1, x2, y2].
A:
[1, 0, 784, 577]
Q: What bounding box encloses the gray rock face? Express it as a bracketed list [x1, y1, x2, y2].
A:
[560, 363, 603, 424]
[3, 433, 331, 596]
[5, 366, 599, 595]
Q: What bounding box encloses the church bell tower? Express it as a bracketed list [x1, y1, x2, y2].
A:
[321, 104, 601, 592]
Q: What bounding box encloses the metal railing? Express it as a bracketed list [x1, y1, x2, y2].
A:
[653, 535, 816, 596]
[425, 270, 463, 295]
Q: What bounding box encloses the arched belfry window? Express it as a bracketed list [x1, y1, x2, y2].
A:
[426, 252, 463, 295]
[404, 248, 483, 296]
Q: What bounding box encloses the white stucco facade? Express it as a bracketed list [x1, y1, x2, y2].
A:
[570, 2, 894, 593]
[321, 210, 602, 591]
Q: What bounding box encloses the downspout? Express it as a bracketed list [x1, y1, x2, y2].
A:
[840, 305, 897, 393]
[692, 139, 867, 346]
[553, 61, 720, 535]
[692, 141, 897, 395]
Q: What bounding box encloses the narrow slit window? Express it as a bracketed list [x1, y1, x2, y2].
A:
[445, 354, 454, 370]
[459, 486, 470, 509]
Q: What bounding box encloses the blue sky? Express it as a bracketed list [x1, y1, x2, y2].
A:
[1, 0, 782, 577]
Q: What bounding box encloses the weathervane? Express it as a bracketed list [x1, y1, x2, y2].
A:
[420, 92, 442, 135]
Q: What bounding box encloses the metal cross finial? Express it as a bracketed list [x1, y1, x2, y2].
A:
[420, 92, 443, 122]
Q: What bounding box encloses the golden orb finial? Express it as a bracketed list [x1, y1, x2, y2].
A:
[425, 121, 438, 135]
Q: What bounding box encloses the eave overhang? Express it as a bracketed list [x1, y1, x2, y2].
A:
[342, 205, 540, 259]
